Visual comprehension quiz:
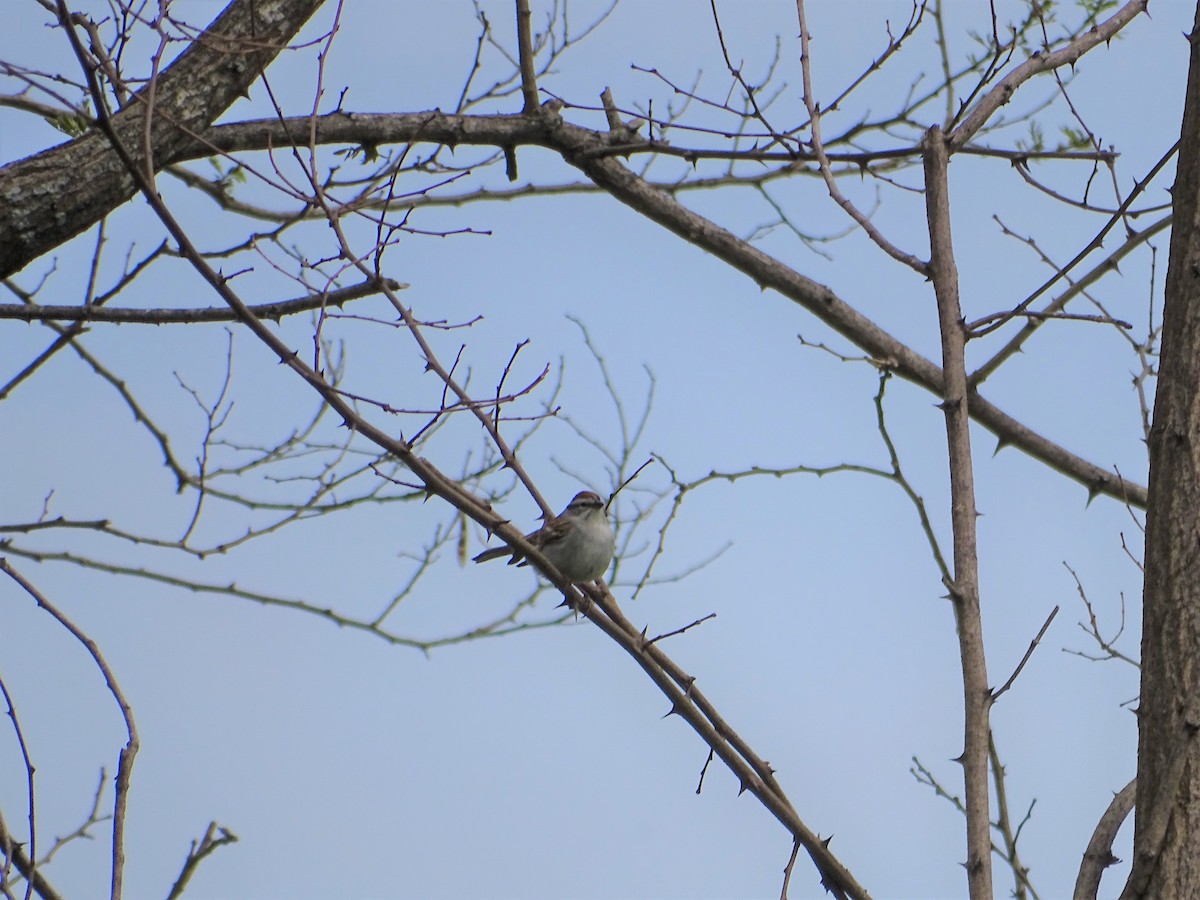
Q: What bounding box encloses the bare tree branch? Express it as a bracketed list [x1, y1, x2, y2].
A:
[949, 1, 1150, 150]
[0, 560, 137, 900]
[165, 822, 238, 900]
[1074, 779, 1135, 900]
[922, 123, 992, 900]
[0, 0, 328, 279]
[0, 277, 402, 323]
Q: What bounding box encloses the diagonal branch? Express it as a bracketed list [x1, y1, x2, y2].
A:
[0, 813, 64, 900]
[586, 589, 870, 899]
[795, 0, 928, 274]
[948, 0, 1150, 150]
[0, 0, 327, 279]
[165, 822, 239, 900]
[1074, 779, 1135, 900]
[544, 112, 1145, 507]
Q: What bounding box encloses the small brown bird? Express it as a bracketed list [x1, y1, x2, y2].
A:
[473, 491, 615, 583]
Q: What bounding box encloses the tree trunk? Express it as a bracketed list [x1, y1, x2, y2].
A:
[1129, 4, 1200, 897]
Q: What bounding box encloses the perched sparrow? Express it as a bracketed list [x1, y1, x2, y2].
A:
[473, 490, 615, 583]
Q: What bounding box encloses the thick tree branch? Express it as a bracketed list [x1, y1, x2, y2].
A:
[0, 0, 326, 279]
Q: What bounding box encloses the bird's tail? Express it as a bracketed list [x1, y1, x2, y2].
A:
[473, 545, 519, 564]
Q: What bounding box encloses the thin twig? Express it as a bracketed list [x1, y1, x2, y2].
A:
[0, 558, 137, 900]
[780, 839, 802, 900]
[165, 822, 239, 900]
[992, 606, 1059, 701]
[648, 613, 716, 645]
[696, 748, 715, 795]
[794, 0, 928, 274]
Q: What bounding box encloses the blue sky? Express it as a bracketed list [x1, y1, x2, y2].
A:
[0, 1, 1184, 897]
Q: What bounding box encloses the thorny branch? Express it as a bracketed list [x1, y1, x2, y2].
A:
[922, 123, 992, 900]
